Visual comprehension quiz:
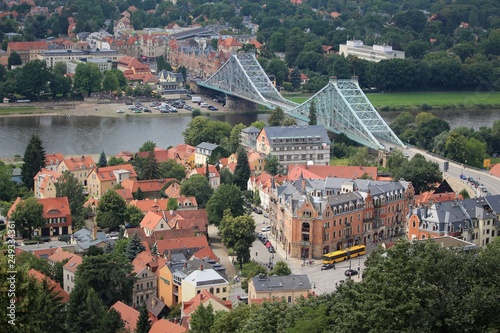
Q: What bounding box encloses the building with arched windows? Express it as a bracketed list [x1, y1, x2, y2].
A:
[269, 177, 414, 259]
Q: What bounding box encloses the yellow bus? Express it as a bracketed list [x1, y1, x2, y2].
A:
[321, 245, 366, 265]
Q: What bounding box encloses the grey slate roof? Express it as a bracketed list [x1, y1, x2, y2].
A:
[242, 126, 261, 134]
[251, 274, 311, 292]
[196, 142, 219, 151]
[263, 125, 330, 142]
[73, 228, 111, 251]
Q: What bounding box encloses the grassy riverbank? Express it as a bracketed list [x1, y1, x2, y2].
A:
[285, 91, 500, 111]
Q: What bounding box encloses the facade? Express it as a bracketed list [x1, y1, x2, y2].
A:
[255, 126, 331, 166]
[181, 266, 229, 303]
[240, 126, 260, 150]
[339, 40, 405, 62]
[181, 290, 232, 328]
[247, 274, 311, 304]
[62, 254, 83, 294]
[34, 168, 62, 199]
[37, 49, 120, 68]
[57, 155, 96, 187]
[87, 164, 137, 198]
[7, 41, 48, 64]
[139, 34, 168, 61]
[187, 165, 220, 189]
[44, 153, 65, 171]
[67, 58, 112, 74]
[406, 195, 500, 248]
[140, 211, 170, 236]
[194, 142, 219, 166]
[269, 177, 414, 259]
[132, 251, 158, 307]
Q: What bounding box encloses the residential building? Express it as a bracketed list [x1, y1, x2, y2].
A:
[7, 41, 48, 64]
[47, 247, 74, 266]
[132, 251, 158, 307]
[195, 142, 219, 166]
[66, 58, 112, 74]
[36, 49, 120, 68]
[116, 55, 157, 86]
[240, 126, 261, 150]
[73, 226, 111, 253]
[146, 296, 169, 323]
[187, 165, 220, 189]
[181, 290, 232, 329]
[130, 197, 198, 213]
[57, 155, 96, 187]
[181, 265, 229, 303]
[121, 178, 176, 199]
[166, 144, 196, 169]
[87, 164, 137, 198]
[140, 211, 170, 236]
[247, 151, 266, 176]
[247, 274, 311, 304]
[33, 168, 62, 198]
[139, 33, 168, 62]
[62, 254, 83, 293]
[339, 40, 405, 62]
[406, 195, 500, 248]
[269, 177, 414, 259]
[111, 301, 140, 333]
[149, 319, 187, 333]
[217, 37, 241, 53]
[286, 164, 379, 181]
[44, 153, 65, 171]
[255, 125, 331, 166]
[28, 269, 69, 303]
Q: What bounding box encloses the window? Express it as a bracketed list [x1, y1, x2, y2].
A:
[223, 287, 227, 292]
[288, 296, 292, 303]
[216, 288, 220, 293]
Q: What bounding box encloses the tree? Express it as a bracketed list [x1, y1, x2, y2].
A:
[0, 161, 16, 201]
[459, 189, 470, 199]
[98, 150, 107, 167]
[266, 58, 289, 85]
[219, 168, 235, 185]
[126, 205, 144, 228]
[250, 121, 266, 130]
[228, 123, 246, 153]
[253, 189, 261, 207]
[50, 73, 72, 98]
[308, 101, 317, 125]
[16, 60, 53, 100]
[75, 252, 135, 307]
[11, 197, 45, 240]
[139, 140, 156, 152]
[86, 245, 104, 257]
[140, 150, 161, 180]
[390, 112, 415, 136]
[21, 134, 46, 189]
[395, 154, 442, 194]
[271, 261, 291, 276]
[180, 174, 213, 208]
[126, 231, 145, 261]
[445, 132, 467, 162]
[234, 148, 251, 191]
[416, 118, 451, 150]
[52, 61, 67, 76]
[55, 171, 86, 228]
[95, 190, 127, 230]
[8, 51, 22, 68]
[102, 71, 119, 92]
[159, 160, 186, 181]
[283, 117, 297, 126]
[464, 137, 487, 168]
[73, 62, 102, 96]
[290, 66, 301, 90]
[189, 303, 215, 333]
[157, 56, 172, 72]
[348, 147, 375, 166]
[268, 107, 285, 126]
[136, 305, 152, 333]
[206, 184, 244, 226]
[108, 156, 126, 166]
[66, 280, 88, 333]
[264, 155, 281, 176]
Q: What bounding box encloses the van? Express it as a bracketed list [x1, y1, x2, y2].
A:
[200, 102, 209, 108]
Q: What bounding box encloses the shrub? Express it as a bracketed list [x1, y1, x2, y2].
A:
[420, 103, 432, 110]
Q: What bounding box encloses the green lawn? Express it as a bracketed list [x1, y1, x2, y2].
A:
[0, 107, 44, 116]
[285, 91, 500, 110]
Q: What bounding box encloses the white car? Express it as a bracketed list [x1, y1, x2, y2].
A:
[261, 226, 271, 232]
[116, 109, 124, 113]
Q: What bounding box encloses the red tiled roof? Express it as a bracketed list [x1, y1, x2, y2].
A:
[164, 182, 181, 198]
[149, 319, 187, 333]
[63, 255, 83, 273]
[287, 164, 378, 181]
[28, 269, 69, 303]
[182, 290, 232, 317]
[116, 150, 134, 162]
[47, 247, 74, 264]
[114, 188, 134, 202]
[38, 197, 71, 218]
[140, 211, 166, 232]
[111, 301, 140, 332]
[8, 41, 48, 51]
[132, 250, 154, 274]
[191, 246, 218, 261]
[218, 37, 241, 47]
[490, 163, 500, 178]
[45, 153, 65, 167]
[121, 178, 176, 193]
[191, 165, 220, 178]
[93, 164, 137, 181]
[60, 155, 96, 171]
[156, 236, 209, 254]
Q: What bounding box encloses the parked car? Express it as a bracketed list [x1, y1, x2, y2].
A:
[344, 269, 358, 276]
[208, 106, 218, 111]
[268, 246, 275, 253]
[321, 263, 336, 271]
[40, 236, 51, 242]
[116, 109, 124, 113]
[106, 231, 119, 238]
[460, 174, 467, 180]
[261, 226, 271, 232]
[58, 235, 71, 242]
[263, 213, 269, 218]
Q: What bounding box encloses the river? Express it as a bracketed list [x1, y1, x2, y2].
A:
[0, 109, 498, 157]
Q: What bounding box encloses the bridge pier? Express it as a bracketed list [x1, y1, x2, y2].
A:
[225, 95, 257, 112]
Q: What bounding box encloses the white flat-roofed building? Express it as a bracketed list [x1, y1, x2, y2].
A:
[67, 58, 113, 74]
[339, 40, 405, 62]
[37, 48, 121, 68]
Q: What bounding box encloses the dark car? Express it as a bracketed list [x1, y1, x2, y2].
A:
[143, 108, 152, 113]
[344, 269, 358, 277]
[268, 246, 275, 253]
[460, 174, 467, 180]
[58, 234, 71, 242]
[321, 263, 336, 271]
[40, 236, 51, 242]
[125, 102, 133, 105]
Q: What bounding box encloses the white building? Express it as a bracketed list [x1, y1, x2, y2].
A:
[339, 40, 405, 62]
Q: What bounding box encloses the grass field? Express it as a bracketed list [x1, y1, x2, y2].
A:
[285, 91, 500, 110]
[0, 107, 44, 116]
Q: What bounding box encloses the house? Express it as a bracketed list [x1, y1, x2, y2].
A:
[162, 209, 209, 235]
[62, 254, 83, 294]
[140, 211, 170, 236]
[33, 168, 62, 199]
[121, 178, 175, 199]
[195, 142, 220, 166]
[72, 226, 111, 253]
[132, 251, 158, 307]
[247, 172, 286, 210]
[247, 151, 266, 176]
[157, 70, 184, 90]
[130, 197, 197, 213]
[111, 301, 140, 332]
[181, 290, 232, 328]
[339, 40, 405, 62]
[87, 164, 137, 198]
[47, 247, 74, 266]
[57, 155, 96, 187]
[115, 188, 134, 203]
[156, 236, 210, 259]
[44, 153, 65, 171]
[187, 165, 220, 189]
[166, 144, 196, 169]
[145, 296, 169, 323]
[116, 55, 156, 86]
[255, 125, 331, 166]
[247, 274, 311, 304]
[135, 148, 171, 163]
[157, 259, 227, 307]
[286, 164, 379, 181]
[28, 269, 69, 303]
[115, 150, 134, 162]
[149, 318, 187, 333]
[7, 41, 48, 64]
[414, 179, 458, 207]
[240, 126, 261, 150]
[217, 37, 241, 53]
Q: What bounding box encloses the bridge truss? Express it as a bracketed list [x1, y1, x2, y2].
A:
[198, 53, 404, 150]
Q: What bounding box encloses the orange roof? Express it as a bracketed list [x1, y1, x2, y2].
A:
[63, 255, 83, 273]
[47, 247, 74, 263]
[116, 150, 134, 162]
[218, 37, 241, 47]
[16, 247, 58, 259]
[191, 165, 220, 178]
[93, 164, 137, 182]
[183, 290, 232, 317]
[111, 301, 140, 332]
[287, 164, 378, 181]
[140, 211, 165, 232]
[490, 163, 500, 178]
[248, 39, 262, 49]
[131, 198, 171, 212]
[38, 197, 71, 218]
[156, 236, 209, 255]
[8, 41, 48, 51]
[114, 188, 134, 202]
[166, 209, 208, 231]
[149, 319, 187, 333]
[164, 182, 181, 198]
[45, 153, 64, 167]
[153, 229, 197, 242]
[330, 11, 341, 18]
[132, 250, 154, 274]
[60, 155, 96, 171]
[121, 178, 176, 193]
[415, 191, 457, 206]
[28, 269, 69, 303]
[191, 246, 218, 261]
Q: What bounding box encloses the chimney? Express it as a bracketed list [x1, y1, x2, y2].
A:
[301, 178, 306, 192]
[200, 264, 204, 271]
[152, 297, 157, 307]
[92, 223, 97, 240]
[183, 262, 187, 269]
